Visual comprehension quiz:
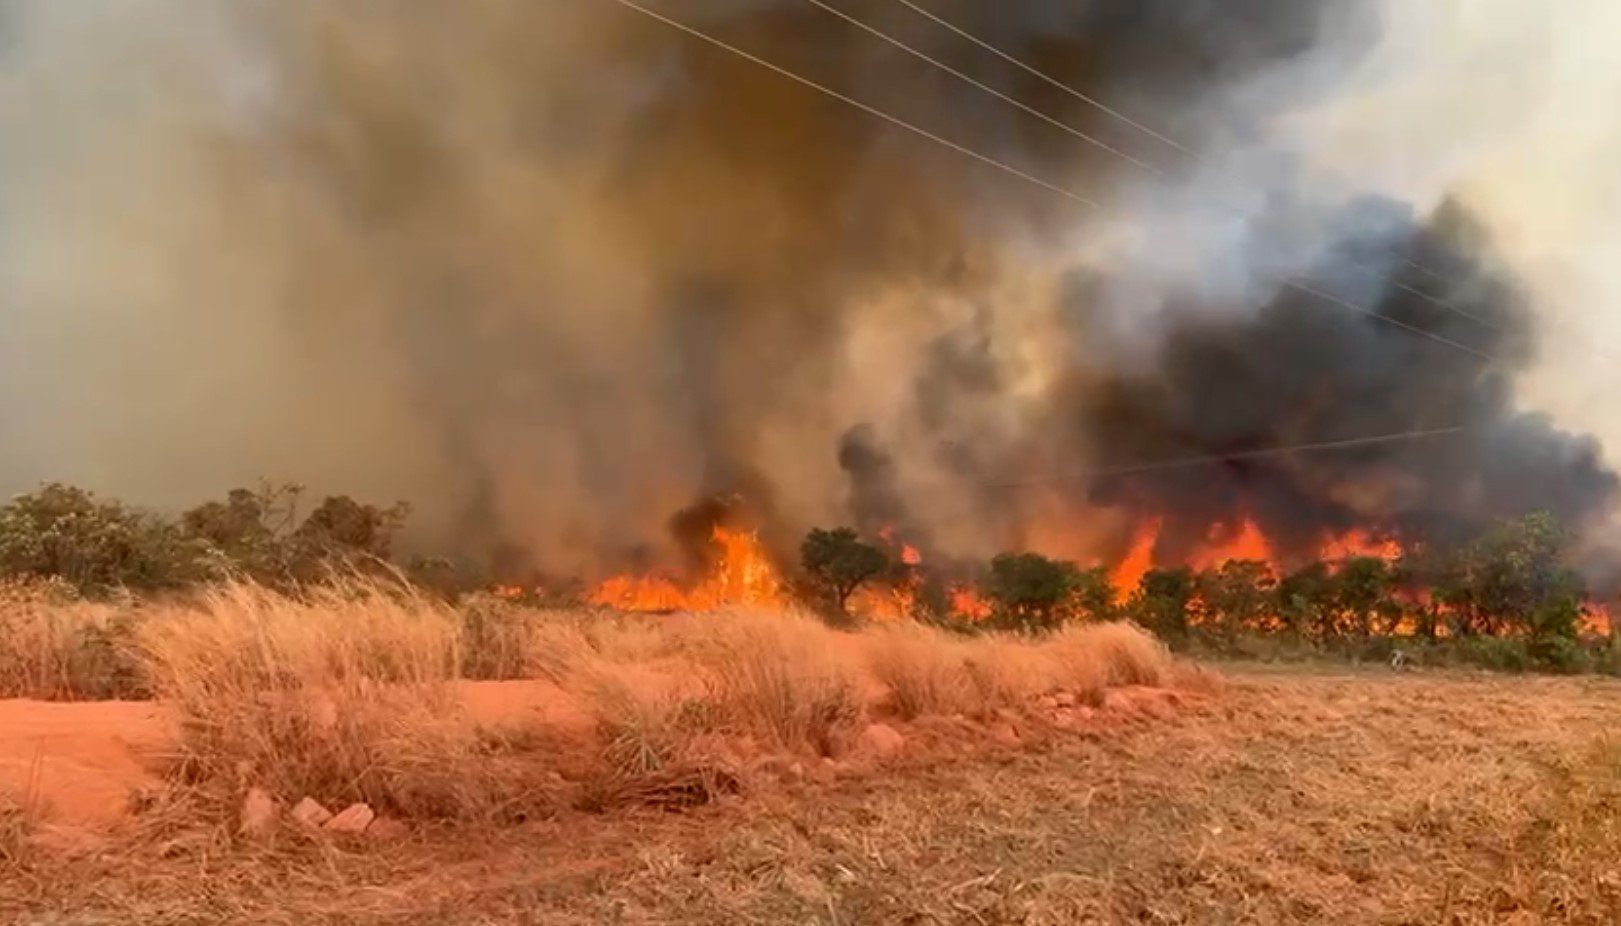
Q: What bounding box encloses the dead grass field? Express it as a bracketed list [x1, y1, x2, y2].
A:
[3, 664, 1617, 925]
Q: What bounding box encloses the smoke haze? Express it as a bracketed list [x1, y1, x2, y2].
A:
[1, 0, 1617, 578]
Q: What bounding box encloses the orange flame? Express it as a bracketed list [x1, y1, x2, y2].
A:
[587, 525, 784, 612]
[950, 584, 994, 621]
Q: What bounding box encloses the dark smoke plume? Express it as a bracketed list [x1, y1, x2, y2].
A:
[1, 0, 1616, 581]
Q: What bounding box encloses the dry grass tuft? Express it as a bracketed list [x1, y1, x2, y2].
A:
[1047, 621, 1170, 695]
[138, 580, 542, 822]
[679, 609, 866, 756]
[865, 623, 974, 719]
[0, 579, 145, 700]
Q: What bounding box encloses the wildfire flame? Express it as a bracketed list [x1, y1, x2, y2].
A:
[587, 525, 784, 612]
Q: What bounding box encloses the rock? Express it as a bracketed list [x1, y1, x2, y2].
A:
[1054, 691, 1077, 708]
[324, 802, 376, 834]
[365, 816, 409, 841]
[785, 761, 806, 783]
[238, 787, 279, 838]
[290, 797, 334, 829]
[858, 723, 905, 758]
[1036, 695, 1060, 711]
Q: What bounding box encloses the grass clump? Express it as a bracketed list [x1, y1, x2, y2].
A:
[137, 580, 530, 821]
[866, 622, 973, 720]
[681, 609, 866, 756]
[0, 578, 147, 700]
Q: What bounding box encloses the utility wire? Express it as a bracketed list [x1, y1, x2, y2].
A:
[979, 426, 1467, 489]
[609, 0, 1094, 207]
[882, 0, 1476, 298]
[887, 0, 1193, 155]
[800, 0, 1162, 175]
[614, 0, 1496, 363]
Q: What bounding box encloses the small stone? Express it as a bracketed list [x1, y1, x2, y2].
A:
[784, 761, 806, 783]
[1054, 691, 1077, 708]
[365, 816, 409, 840]
[324, 802, 376, 834]
[290, 797, 333, 829]
[1036, 695, 1060, 711]
[238, 787, 279, 837]
[858, 722, 905, 758]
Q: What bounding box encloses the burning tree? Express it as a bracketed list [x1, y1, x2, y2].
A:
[800, 527, 889, 615]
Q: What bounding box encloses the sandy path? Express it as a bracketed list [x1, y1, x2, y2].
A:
[0, 699, 174, 829]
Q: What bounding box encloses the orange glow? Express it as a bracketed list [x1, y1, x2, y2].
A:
[950, 584, 994, 621]
[1321, 529, 1402, 561]
[899, 543, 922, 566]
[849, 584, 916, 622]
[1108, 518, 1160, 600]
[1583, 605, 1614, 638]
[587, 525, 784, 612]
[1190, 518, 1274, 571]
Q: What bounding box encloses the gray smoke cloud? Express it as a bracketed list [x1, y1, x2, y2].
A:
[0, 0, 1615, 579]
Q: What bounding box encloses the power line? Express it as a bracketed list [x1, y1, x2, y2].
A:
[609, 0, 1094, 207]
[979, 425, 1467, 489]
[887, 0, 1192, 156]
[818, 0, 1492, 336]
[611, 0, 1494, 363]
[881, 0, 1473, 293]
[800, 0, 1162, 175]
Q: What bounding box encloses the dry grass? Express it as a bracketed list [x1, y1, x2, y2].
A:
[867, 620, 1172, 718]
[678, 609, 865, 754]
[137, 581, 538, 821]
[5, 585, 1187, 845]
[5, 669, 1619, 924]
[0, 579, 143, 700]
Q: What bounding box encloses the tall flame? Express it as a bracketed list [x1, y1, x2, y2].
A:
[587, 525, 784, 612]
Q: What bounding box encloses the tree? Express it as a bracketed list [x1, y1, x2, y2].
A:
[800, 527, 889, 614]
[1197, 560, 1277, 638]
[1071, 565, 1116, 622]
[0, 483, 204, 594]
[288, 495, 411, 580]
[180, 483, 304, 583]
[1433, 512, 1585, 640]
[1131, 567, 1196, 640]
[983, 552, 1082, 632]
[1330, 556, 1403, 638]
[1275, 561, 1334, 640]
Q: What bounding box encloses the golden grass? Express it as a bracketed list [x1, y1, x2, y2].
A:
[0, 579, 141, 700]
[137, 581, 536, 821]
[4, 581, 1185, 837]
[8, 670, 1620, 924]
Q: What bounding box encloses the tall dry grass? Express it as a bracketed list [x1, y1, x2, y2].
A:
[9, 580, 1183, 826]
[137, 581, 541, 820]
[865, 620, 1172, 717]
[0, 579, 145, 700]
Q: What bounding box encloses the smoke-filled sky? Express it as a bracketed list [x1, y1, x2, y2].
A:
[1, 0, 1618, 577]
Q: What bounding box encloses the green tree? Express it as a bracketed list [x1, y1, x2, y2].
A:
[1130, 566, 1197, 641]
[179, 483, 304, 583]
[288, 495, 411, 580]
[1275, 561, 1335, 640]
[1330, 556, 1403, 638]
[0, 483, 204, 595]
[800, 527, 889, 614]
[1433, 512, 1585, 640]
[1197, 560, 1277, 638]
[1071, 565, 1116, 622]
[984, 552, 1081, 632]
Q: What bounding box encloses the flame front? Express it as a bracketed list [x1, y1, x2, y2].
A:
[587, 525, 784, 612]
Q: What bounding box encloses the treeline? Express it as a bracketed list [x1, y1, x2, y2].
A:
[801, 514, 1619, 675]
[0, 482, 410, 595]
